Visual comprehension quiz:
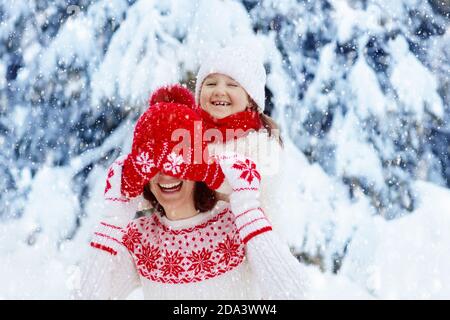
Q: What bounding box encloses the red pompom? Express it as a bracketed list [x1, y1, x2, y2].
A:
[149, 84, 195, 108]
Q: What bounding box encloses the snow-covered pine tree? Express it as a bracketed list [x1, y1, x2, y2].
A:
[246, 0, 448, 219]
[0, 0, 134, 219]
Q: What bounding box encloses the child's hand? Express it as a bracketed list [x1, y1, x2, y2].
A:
[217, 153, 261, 192]
[217, 153, 272, 244]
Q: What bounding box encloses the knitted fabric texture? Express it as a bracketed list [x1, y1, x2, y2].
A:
[149, 84, 195, 107]
[195, 45, 266, 112]
[90, 203, 246, 284]
[201, 109, 262, 143]
[217, 153, 272, 243]
[123, 208, 245, 284]
[77, 201, 308, 300]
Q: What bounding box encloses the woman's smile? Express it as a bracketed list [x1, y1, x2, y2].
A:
[158, 181, 183, 193]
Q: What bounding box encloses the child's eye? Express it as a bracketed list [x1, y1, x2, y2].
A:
[205, 83, 216, 86]
[228, 83, 238, 87]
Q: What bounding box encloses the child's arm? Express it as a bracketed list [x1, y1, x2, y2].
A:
[218, 153, 308, 299]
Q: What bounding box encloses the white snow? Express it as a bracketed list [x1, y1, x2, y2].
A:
[39, 14, 97, 79]
[332, 111, 385, 190]
[0, 61, 5, 89]
[389, 36, 444, 119]
[341, 181, 450, 299]
[348, 52, 386, 119]
[91, 0, 183, 106]
[3, 135, 449, 299]
[330, 0, 383, 43]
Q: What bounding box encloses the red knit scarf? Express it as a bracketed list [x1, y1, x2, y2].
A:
[200, 109, 262, 142]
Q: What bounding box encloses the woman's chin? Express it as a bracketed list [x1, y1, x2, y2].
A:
[158, 194, 186, 210]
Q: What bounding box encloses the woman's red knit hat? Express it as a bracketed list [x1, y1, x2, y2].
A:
[120, 85, 225, 198]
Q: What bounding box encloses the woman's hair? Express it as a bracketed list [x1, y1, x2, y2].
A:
[247, 97, 284, 147]
[143, 181, 218, 216]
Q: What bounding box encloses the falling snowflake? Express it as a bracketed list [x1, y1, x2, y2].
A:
[163, 152, 184, 175]
[135, 152, 155, 173]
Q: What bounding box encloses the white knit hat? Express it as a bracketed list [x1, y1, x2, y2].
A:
[195, 45, 266, 113]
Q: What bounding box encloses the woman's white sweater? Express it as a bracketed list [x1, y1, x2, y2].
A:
[73, 200, 308, 300]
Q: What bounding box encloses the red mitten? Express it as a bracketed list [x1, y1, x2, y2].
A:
[93, 155, 142, 256]
[104, 155, 129, 202]
[218, 153, 272, 243]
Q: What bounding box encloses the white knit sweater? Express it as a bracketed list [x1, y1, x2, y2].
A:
[207, 130, 284, 225]
[73, 200, 308, 300]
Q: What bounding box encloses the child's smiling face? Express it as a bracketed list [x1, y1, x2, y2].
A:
[200, 73, 249, 119]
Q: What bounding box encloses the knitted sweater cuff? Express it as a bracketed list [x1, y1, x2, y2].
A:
[90, 221, 125, 256]
[230, 192, 272, 244]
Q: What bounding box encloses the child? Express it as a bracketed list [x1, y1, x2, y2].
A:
[194, 44, 284, 227]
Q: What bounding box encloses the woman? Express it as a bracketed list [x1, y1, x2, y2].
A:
[73, 86, 308, 299]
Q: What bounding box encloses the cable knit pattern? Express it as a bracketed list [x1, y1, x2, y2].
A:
[246, 231, 310, 299]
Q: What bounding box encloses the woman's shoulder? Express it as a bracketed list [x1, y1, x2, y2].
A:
[122, 210, 156, 234]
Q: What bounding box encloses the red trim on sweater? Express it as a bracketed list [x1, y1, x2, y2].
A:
[237, 217, 270, 233]
[242, 226, 273, 244]
[94, 232, 122, 246]
[90, 242, 117, 256]
[123, 208, 246, 284]
[100, 221, 123, 230]
[235, 207, 264, 220]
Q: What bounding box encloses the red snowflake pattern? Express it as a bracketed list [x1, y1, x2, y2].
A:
[232, 159, 261, 184]
[122, 208, 246, 284]
[187, 248, 214, 274]
[160, 250, 185, 278]
[217, 234, 241, 265]
[135, 244, 161, 272]
[122, 226, 143, 251]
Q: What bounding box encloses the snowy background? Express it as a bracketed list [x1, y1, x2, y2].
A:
[0, 0, 449, 299]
